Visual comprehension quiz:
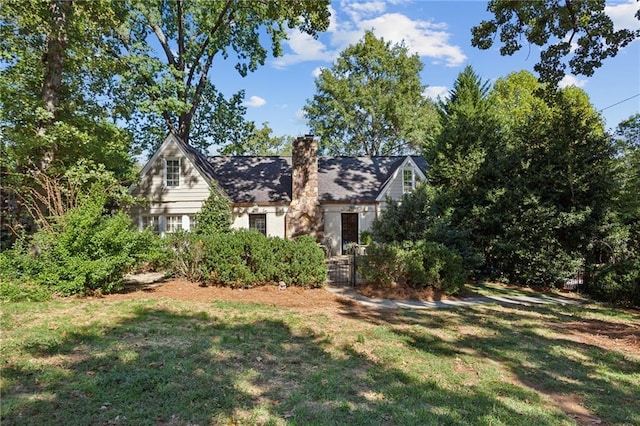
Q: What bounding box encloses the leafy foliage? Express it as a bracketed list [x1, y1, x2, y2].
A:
[424, 69, 617, 287]
[370, 184, 478, 274]
[358, 241, 466, 294]
[0, 192, 163, 296]
[220, 122, 293, 155]
[590, 258, 640, 307]
[168, 231, 327, 288]
[472, 0, 640, 86]
[119, 0, 330, 152]
[305, 30, 439, 155]
[193, 187, 232, 235]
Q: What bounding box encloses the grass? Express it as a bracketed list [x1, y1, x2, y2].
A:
[1, 289, 639, 425]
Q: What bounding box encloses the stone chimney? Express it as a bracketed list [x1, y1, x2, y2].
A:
[286, 135, 323, 239]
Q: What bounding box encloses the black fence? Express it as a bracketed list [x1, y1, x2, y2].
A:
[326, 254, 356, 286]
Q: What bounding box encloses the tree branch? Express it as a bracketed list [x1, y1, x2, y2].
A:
[177, 0, 184, 71]
[185, 0, 234, 89]
[150, 22, 176, 68]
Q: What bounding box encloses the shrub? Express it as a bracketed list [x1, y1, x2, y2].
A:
[0, 194, 162, 296]
[358, 242, 403, 288]
[590, 259, 640, 307]
[358, 240, 467, 294]
[407, 241, 466, 293]
[168, 230, 327, 288]
[194, 186, 231, 235]
[287, 236, 328, 287]
[0, 278, 53, 303]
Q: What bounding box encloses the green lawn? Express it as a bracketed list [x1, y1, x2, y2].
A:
[1, 290, 638, 425]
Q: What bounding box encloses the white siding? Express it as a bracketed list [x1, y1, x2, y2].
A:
[132, 137, 211, 232]
[322, 204, 376, 256]
[376, 158, 426, 202]
[231, 206, 288, 238]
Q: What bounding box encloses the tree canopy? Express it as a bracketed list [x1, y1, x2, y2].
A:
[472, 0, 640, 86]
[119, 0, 330, 153]
[304, 30, 439, 156]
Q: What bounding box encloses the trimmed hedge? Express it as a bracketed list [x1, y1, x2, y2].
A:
[168, 230, 327, 288]
[358, 240, 467, 294]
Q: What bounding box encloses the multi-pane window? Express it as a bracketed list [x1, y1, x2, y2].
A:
[189, 215, 197, 231]
[403, 168, 414, 193]
[249, 214, 267, 236]
[166, 215, 183, 233]
[141, 215, 159, 233]
[165, 159, 180, 187]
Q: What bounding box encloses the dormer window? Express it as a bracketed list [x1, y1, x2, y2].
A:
[403, 168, 414, 193]
[165, 158, 180, 188]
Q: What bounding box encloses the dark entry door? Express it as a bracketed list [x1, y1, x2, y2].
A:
[341, 213, 358, 254]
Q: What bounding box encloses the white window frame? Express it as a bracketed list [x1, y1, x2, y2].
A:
[188, 215, 197, 231]
[164, 158, 181, 188]
[141, 215, 160, 233]
[249, 213, 267, 236]
[165, 215, 183, 233]
[403, 168, 414, 194]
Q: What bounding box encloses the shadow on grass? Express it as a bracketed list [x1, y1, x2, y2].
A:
[3, 303, 576, 425]
[337, 299, 640, 425]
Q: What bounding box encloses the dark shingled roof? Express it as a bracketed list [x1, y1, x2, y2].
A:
[200, 155, 427, 204]
[206, 157, 293, 203]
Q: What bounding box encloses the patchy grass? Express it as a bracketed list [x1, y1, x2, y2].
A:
[464, 281, 570, 298]
[1, 295, 639, 425]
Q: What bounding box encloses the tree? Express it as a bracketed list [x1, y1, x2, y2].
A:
[611, 114, 640, 242]
[0, 0, 132, 173]
[0, 0, 134, 246]
[194, 187, 232, 235]
[118, 0, 330, 153]
[304, 30, 439, 156]
[427, 68, 617, 286]
[472, 0, 640, 86]
[220, 122, 292, 155]
[427, 66, 497, 213]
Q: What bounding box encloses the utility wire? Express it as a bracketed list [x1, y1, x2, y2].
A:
[600, 93, 640, 111]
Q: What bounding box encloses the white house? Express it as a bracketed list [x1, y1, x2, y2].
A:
[131, 133, 427, 255]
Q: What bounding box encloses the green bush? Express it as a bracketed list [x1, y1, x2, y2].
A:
[0, 195, 162, 296]
[168, 230, 327, 288]
[358, 242, 403, 288]
[590, 259, 640, 307]
[287, 236, 328, 287]
[193, 186, 231, 235]
[358, 240, 467, 293]
[0, 278, 54, 302]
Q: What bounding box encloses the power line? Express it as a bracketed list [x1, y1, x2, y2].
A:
[600, 93, 640, 111]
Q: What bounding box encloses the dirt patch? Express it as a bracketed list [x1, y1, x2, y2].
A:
[552, 319, 640, 356]
[548, 393, 601, 426]
[106, 278, 348, 309]
[355, 283, 459, 301]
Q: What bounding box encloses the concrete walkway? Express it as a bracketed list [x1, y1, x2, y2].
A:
[326, 285, 583, 310]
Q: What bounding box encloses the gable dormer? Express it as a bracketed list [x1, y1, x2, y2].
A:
[375, 156, 427, 202]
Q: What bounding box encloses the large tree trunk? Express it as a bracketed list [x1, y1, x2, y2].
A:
[37, 0, 72, 169]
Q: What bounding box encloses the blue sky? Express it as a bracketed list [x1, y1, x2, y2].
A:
[214, 0, 640, 138]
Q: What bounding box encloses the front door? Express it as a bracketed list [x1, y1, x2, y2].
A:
[341, 213, 358, 254]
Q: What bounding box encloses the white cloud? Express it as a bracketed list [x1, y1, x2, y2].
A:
[272, 30, 336, 68]
[294, 109, 307, 122]
[341, 0, 386, 22]
[558, 75, 588, 88]
[273, 5, 466, 68]
[423, 86, 449, 100]
[605, 1, 640, 31]
[358, 13, 466, 67]
[244, 95, 266, 107]
[312, 67, 325, 78]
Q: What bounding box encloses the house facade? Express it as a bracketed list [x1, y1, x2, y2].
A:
[131, 133, 427, 255]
